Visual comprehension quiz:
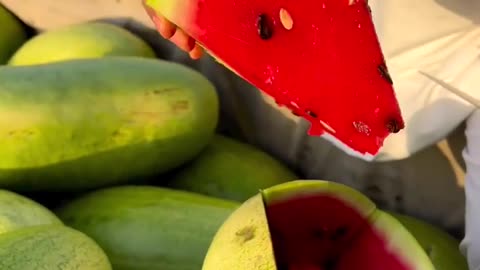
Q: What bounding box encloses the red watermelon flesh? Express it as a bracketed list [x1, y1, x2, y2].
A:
[144, 0, 405, 155]
[266, 195, 417, 270]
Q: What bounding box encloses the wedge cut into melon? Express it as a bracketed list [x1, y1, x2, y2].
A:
[144, 0, 405, 155]
[202, 180, 435, 270]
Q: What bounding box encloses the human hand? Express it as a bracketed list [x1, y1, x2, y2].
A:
[144, 0, 370, 60]
[144, 5, 204, 59]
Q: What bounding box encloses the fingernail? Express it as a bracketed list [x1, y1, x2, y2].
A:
[189, 45, 203, 59]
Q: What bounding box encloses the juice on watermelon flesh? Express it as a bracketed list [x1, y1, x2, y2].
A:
[144, 0, 405, 156]
[266, 195, 411, 270]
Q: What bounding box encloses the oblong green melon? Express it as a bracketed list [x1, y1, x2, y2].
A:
[0, 4, 27, 64]
[0, 57, 219, 191]
[167, 134, 297, 201]
[8, 22, 156, 66]
[203, 180, 435, 270]
[55, 185, 239, 270]
[0, 189, 62, 234]
[0, 225, 112, 270]
[0, 190, 111, 270]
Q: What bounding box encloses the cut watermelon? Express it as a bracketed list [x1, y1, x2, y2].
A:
[203, 180, 435, 270]
[144, 0, 405, 155]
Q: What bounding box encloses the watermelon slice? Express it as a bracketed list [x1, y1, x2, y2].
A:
[203, 180, 435, 270]
[144, 0, 405, 155]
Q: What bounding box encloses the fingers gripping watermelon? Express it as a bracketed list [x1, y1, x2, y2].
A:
[144, 0, 405, 155]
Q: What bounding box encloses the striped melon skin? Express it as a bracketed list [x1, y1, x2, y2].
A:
[0, 189, 111, 270]
[8, 22, 156, 66]
[0, 57, 219, 192]
[56, 185, 239, 270]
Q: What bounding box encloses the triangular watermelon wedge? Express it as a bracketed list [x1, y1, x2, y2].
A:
[144, 0, 405, 156]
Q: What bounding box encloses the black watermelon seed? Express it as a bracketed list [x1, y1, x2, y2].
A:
[330, 226, 348, 241]
[366, 3, 372, 14]
[378, 63, 393, 85]
[386, 118, 401, 133]
[306, 110, 318, 118]
[291, 110, 301, 116]
[276, 263, 289, 270]
[257, 14, 273, 40]
[324, 258, 338, 270]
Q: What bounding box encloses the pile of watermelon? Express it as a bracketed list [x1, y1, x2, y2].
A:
[0, 2, 468, 270]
